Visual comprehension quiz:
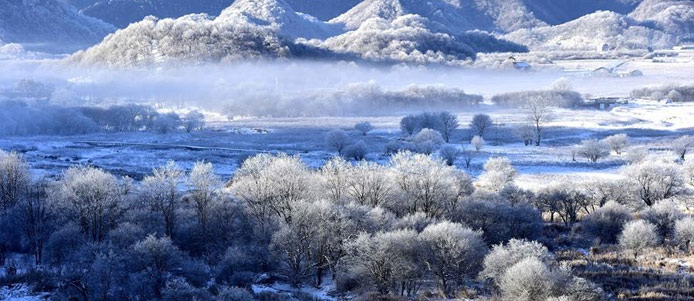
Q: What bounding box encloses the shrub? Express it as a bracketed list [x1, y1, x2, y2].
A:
[639, 199, 683, 239]
[480, 239, 552, 285]
[471, 135, 485, 151]
[452, 199, 543, 245]
[602, 134, 629, 155]
[581, 201, 632, 244]
[325, 129, 351, 155]
[577, 139, 610, 162]
[354, 122, 374, 136]
[499, 257, 557, 301]
[344, 141, 368, 161]
[438, 145, 460, 166]
[619, 220, 659, 258]
[675, 217, 694, 253]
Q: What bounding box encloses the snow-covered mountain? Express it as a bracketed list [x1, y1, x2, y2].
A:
[503, 11, 676, 51]
[69, 0, 346, 68]
[630, 0, 694, 42]
[285, 0, 361, 20]
[0, 0, 115, 53]
[308, 14, 525, 64]
[329, 0, 546, 34]
[219, 0, 342, 39]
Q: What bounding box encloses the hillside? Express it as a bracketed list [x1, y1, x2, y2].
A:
[630, 0, 694, 42]
[81, 0, 234, 28]
[329, 0, 545, 34]
[503, 10, 676, 51]
[0, 0, 115, 53]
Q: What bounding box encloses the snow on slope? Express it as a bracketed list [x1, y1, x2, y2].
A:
[503, 11, 676, 51]
[284, 0, 361, 21]
[630, 0, 694, 42]
[219, 0, 342, 39]
[0, 0, 115, 53]
[81, 0, 235, 28]
[305, 14, 526, 64]
[329, 0, 545, 34]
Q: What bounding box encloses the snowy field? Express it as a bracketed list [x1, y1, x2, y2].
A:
[2, 98, 692, 192]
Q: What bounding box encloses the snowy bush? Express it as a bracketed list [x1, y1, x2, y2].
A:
[344, 140, 368, 161]
[476, 157, 517, 192]
[619, 220, 660, 258]
[672, 135, 693, 161]
[499, 257, 557, 301]
[625, 146, 650, 164]
[602, 134, 629, 155]
[675, 217, 694, 253]
[480, 239, 552, 285]
[471, 135, 485, 151]
[639, 199, 683, 239]
[411, 128, 445, 155]
[438, 145, 460, 166]
[0, 151, 29, 214]
[581, 201, 633, 244]
[354, 122, 374, 136]
[492, 90, 583, 108]
[577, 139, 611, 162]
[153, 112, 182, 134]
[183, 111, 205, 133]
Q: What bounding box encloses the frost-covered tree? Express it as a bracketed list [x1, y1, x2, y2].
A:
[343, 229, 422, 296]
[183, 111, 205, 133]
[603, 133, 629, 155]
[524, 94, 553, 146]
[624, 160, 685, 206]
[419, 221, 486, 296]
[51, 166, 126, 242]
[317, 157, 351, 203]
[438, 111, 458, 143]
[412, 128, 445, 155]
[0, 151, 29, 215]
[581, 201, 632, 244]
[325, 129, 351, 155]
[461, 147, 475, 168]
[229, 154, 312, 225]
[476, 157, 517, 193]
[153, 112, 181, 134]
[499, 257, 558, 301]
[389, 152, 460, 217]
[15, 182, 52, 265]
[582, 179, 634, 209]
[344, 140, 368, 161]
[438, 145, 459, 166]
[130, 235, 185, 298]
[139, 162, 184, 237]
[400, 115, 419, 136]
[551, 77, 573, 91]
[354, 121, 374, 136]
[619, 220, 659, 258]
[625, 146, 649, 164]
[471, 135, 485, 151]
[346, 161, 392, 207]
[480, 239, 552, 286]
[271, 200, 344, 287]
[184, 161, 222, 239]
[470, 114, 493, 137]
[675, 217, 694, 253]
[577, 139, 610, 162]
[516, 125, 536, 146]
[685, 159, 694, 187]
[672, 135, 694, 161]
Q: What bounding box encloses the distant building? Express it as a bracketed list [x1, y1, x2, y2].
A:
[598, 43, 609, 52]
[673, 45, 694, 51]
[581, 97, 628, 110]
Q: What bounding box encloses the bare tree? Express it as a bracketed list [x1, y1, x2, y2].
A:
[182, 111, 205, 133]
[524, 95, 553, 146]
[438, 111, 459, 143]
[325, 129, 351, 155]
[470, 114, 493, 137]
[354, 122, 374, 136]
[17, 181, 52, 265]
[185, 161, 222, 240]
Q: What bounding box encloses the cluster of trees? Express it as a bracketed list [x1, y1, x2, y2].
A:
[0, 101, 205, 136]
[223, 83, 483, 118]
[491, 89, 583, 108]
[3, 130, 694, 299]
[631, 84, 694, 102]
